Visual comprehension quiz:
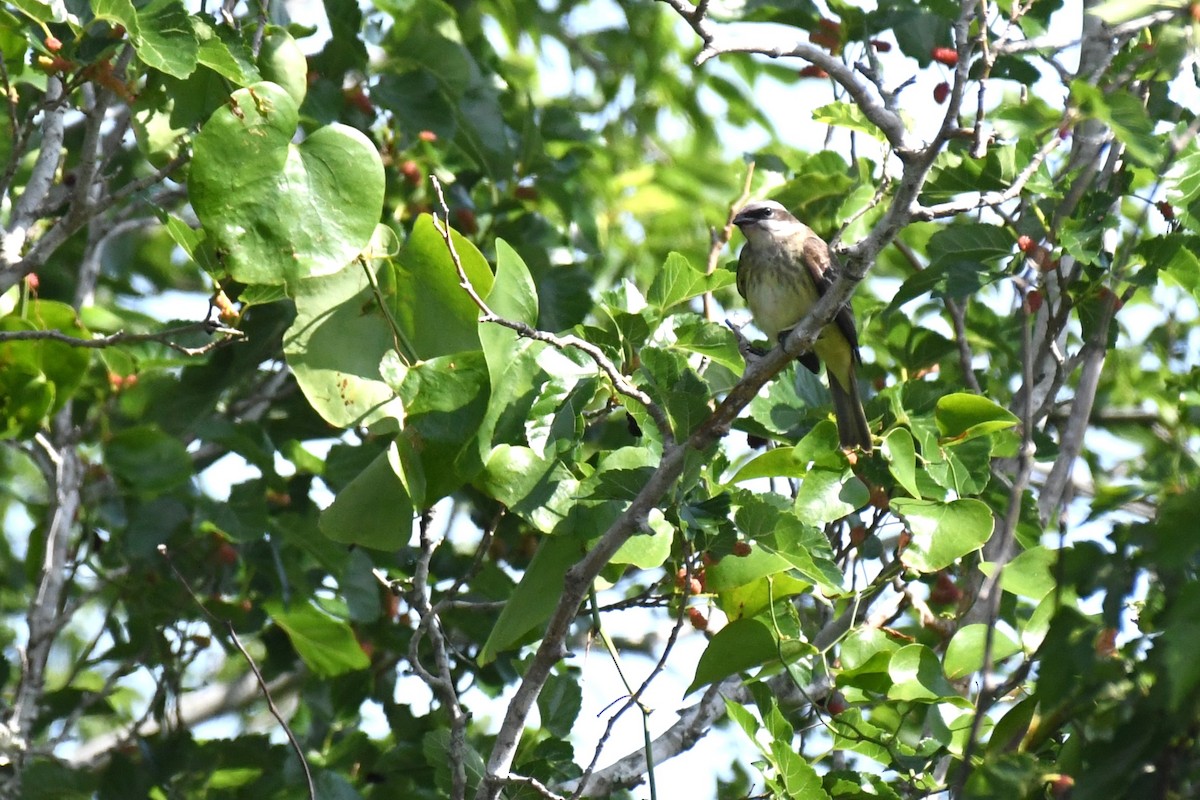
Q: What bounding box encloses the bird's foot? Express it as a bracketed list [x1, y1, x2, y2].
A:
[726, 319, 766, 364]
[777, 325, 821, 374]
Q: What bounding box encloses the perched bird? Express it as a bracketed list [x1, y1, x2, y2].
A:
[733, 200, 872, 453]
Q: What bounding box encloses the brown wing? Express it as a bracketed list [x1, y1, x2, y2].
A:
[802, 233, 862, 361]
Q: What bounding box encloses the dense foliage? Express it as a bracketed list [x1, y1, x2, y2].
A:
[0, 0, 1198, 798]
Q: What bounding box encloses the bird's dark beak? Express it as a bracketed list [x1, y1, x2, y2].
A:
[732, 211, 751, 228]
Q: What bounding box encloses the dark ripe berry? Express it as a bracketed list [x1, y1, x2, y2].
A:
[849, 525, 869, 547]
[1050, 775, 1075, 798]
[1099, 286, 1125, 310]
[1031, 247, 1056, 272]
[1026, 289, 1043, 313]
[1156, 200, 1175, 221]
[817, 18, 842, 35]
[400, 160, 422, 186]
[929, 571, 963, 605]
[514, 185, 539, 201]
[686, 607, 708, 631]
[732, 541, 752, 557]
[931, 46, 958, 66]
[453, 207, 479, 234]
[870, 39, 891, 52]
[674, 567, 688, 589]
[868, 485, 889, 510]
[933, 82, 950, 104]
[215, 542, 239, 566]
[798, 65, 830, 79]
[344, 87, 372, 115]
[825, 692, 848, 715]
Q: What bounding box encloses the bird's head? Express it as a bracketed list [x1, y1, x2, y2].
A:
[732, 200, 802, 245]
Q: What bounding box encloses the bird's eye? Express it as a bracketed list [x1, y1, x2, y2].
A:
[759, 207, 773, 218]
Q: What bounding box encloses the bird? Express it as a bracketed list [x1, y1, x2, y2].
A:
[732, 199, 873, 453]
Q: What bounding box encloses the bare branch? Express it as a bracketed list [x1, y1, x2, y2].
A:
[1, 77, 66, 277]
[657, 0, 915, 154]
[407, 511, 471, 800]
[5, 410, 81, 757]
[0, 319, 245, 356]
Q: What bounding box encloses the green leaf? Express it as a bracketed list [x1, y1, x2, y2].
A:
[887, 644, 957, 702]
[283, 253, 402, 430]
[671, 317, 744, 373]
[812, 101, 885, 141]
[478, 533, 584, 664]
[648, 252, 706, 313]
[927, 224, 1016, 269]
[706, 540, 793, 593]
[538, 669, 583, 740]
[489, 239, 539, 326]
[992, 545, 1057, 600]
[266, 600, 369, 677]
[389, 214, 494, 359]
[0, 300, 90, 422]
[385, 20, 513, 177]
[1140, 234, 1200, 304]
[132, 0, 198, 78]
[893, 498, 995, 573]
[885, 256, 1008, 313]
[477, 445, 578, 534]
[319, 449, 413, 550]
[189, 81, 384, 287]
[638, 346, 710, 438]
[611, 510, 673, 569]
[773, 741, 831, 799]
[394, 351, 490, 503]
[193, 18, 260, 85]
[104, 424, 193, 495]
[257, 27, 307, 105]
[883, 428, 921, 498]
[1071, 81, 1160, 166]
[1089, 0, 1183, 26]
[728, 446, 809, 483]
[687, 618, 778, 694]
[935, 393, 1019, 444]
[945, 624, 1021, 680]
[794, 468, 861, 525]
[733, 492, 843, 594]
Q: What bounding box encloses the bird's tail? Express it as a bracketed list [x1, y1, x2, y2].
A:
[829, 371, 872, 453]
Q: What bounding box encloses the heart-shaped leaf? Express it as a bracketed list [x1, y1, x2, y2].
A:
[189, 81, 384, 287]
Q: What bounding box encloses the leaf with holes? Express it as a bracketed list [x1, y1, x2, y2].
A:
[189, 81, 384, 288]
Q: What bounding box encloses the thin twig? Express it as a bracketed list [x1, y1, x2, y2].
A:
[0, 319, 245, 355]
[157, 546, 315, 800]
[428, 175, 675, 445]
